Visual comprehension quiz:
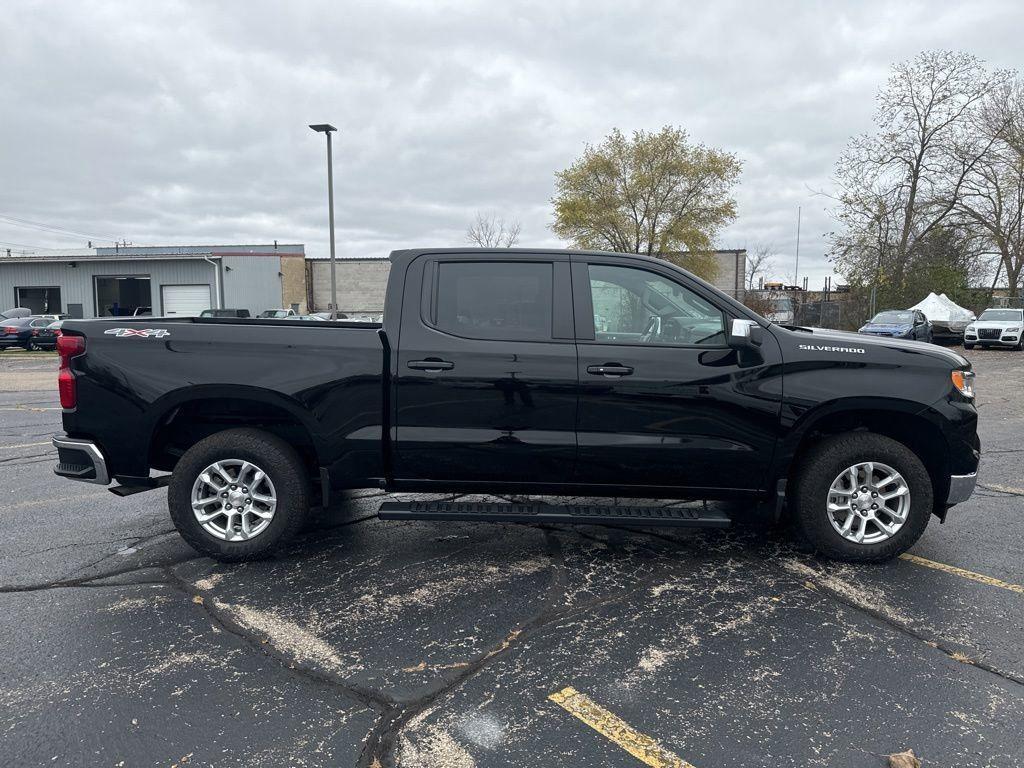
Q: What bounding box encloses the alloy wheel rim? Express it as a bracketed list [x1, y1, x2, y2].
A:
[191, 459, 277, 541]
[826, 460, 910, 545]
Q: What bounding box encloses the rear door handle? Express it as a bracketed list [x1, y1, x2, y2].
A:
[586, 364, 634, 377]
[408, 359, 454, 372]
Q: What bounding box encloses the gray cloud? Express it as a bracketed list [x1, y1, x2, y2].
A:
[2, 0, 1021, 286]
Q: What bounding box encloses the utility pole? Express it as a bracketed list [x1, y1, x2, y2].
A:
[309, 123, 338, 311]
[794, 206, 801, 287]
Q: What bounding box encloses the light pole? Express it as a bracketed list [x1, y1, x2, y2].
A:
[309, 123, 338, 312]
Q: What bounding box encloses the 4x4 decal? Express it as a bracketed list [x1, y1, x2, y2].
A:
[103, 328, 171, 338]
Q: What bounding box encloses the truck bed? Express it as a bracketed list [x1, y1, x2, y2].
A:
[60, 316, 388, 486]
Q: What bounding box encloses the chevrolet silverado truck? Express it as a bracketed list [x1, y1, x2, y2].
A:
[51, 248, 980, 563]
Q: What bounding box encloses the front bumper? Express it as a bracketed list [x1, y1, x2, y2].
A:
[947, 470, 978, 505]
[52, 437, 110, 485]
[965, 329, 1021, 346]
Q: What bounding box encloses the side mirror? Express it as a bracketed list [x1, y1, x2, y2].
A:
[729, 318, 763, 349]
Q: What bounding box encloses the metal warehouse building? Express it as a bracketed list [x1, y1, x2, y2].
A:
[1, 244, 307, 318]
[307, 249, 746, 318]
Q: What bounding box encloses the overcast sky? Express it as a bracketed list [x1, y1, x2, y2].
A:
[2, 1, 1022, 287]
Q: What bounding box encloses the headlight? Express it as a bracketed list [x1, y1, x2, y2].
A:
[951, 370, 975, 399]
[1007, 327, 1021, 333]
[965, 326, 975, 333]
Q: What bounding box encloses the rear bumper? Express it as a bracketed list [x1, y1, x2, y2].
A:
[52, 437, 110, 485]
[947, 470, 978, 505]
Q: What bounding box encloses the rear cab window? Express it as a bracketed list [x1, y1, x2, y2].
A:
[432, 261, 554, 341]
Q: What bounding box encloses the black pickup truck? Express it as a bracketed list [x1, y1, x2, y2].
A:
[52, 248, 980, 563]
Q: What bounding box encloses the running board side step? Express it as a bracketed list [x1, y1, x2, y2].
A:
[378, 500, 731, 527]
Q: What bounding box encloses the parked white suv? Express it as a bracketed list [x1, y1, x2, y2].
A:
[964, 308, 1024, 350]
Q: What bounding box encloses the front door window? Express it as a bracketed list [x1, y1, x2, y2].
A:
[588, 264, 726, 346]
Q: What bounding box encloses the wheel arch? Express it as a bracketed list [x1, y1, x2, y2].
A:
[146, 385, 323, 478]
[777, 398, 950, 517]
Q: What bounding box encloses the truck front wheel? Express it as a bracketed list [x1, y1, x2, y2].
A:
[791, 432, 932, 562]
[168, 428, 310, 561]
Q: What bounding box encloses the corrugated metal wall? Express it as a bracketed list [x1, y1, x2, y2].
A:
[221, 255, 286, 313]
[0, 258, 216, 317]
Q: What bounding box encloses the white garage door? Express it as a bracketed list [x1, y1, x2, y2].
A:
[162, 284, 212, 316]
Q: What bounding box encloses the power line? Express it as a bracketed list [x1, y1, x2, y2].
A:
[0, 238, 45, 252]
[0, 213, 125, 243]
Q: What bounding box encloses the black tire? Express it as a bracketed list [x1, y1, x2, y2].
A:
[791, 432, 933, 563]
[168, 428, 310, 561]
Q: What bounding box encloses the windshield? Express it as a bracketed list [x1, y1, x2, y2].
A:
[978, 309, 1023, 322]
[870, 311, 913, 324]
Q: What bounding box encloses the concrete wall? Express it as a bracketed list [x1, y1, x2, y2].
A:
[709, 250, 746, 302]
[310, 258, 390, 314]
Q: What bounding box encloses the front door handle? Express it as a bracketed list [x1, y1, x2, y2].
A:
[587, 364, 634, 377]
[408, 359, 454, 372]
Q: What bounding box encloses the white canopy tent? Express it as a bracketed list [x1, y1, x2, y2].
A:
[908, 293, 975, 323]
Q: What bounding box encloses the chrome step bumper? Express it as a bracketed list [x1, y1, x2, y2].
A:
[52, 437, 110, 485]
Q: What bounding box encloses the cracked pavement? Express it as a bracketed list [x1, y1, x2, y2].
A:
[1, 349, 1022, 767]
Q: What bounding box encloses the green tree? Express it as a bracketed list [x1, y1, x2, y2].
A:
[551, 126, 741, 280]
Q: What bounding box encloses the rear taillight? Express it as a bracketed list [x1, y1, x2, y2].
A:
[2, 326, 16, 334]
[57, 334, 86, 409]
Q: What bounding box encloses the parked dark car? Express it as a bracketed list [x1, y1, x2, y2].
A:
[52, 248, 979, 565]
[199, 309, 252, 318]
[30, 320, 63, 350]
[1, 317, 38, 349]
[858, 310, 932, 342]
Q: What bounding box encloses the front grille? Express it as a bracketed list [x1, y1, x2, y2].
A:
[979, 328, 1000, 339]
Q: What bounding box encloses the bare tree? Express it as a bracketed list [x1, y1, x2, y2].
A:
[745, 242, 776, 289]
[466, 212, 522, 248]
[829, 51, 1011, 301]
[955, 79, 1024, 297]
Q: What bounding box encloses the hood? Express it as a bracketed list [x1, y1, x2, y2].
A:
[970, 319, 1022, 328]
[860, 322, 912, 333]
[785, 326, 968, 367]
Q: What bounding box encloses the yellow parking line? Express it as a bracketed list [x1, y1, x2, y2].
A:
[0, 441, 52, 450]
[900, 554, 1024, 595]
[980, 482, 1024, 495]
[548, 686, 696, 768]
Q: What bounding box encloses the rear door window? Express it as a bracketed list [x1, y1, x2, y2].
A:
[434, 261, 553, 341]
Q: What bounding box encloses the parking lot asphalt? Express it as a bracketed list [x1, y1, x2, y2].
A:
[1, 348, 1022, 767]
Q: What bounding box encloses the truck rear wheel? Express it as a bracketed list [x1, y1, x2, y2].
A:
[168, 428, 310, 561]
[791, 432, 932, 562]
